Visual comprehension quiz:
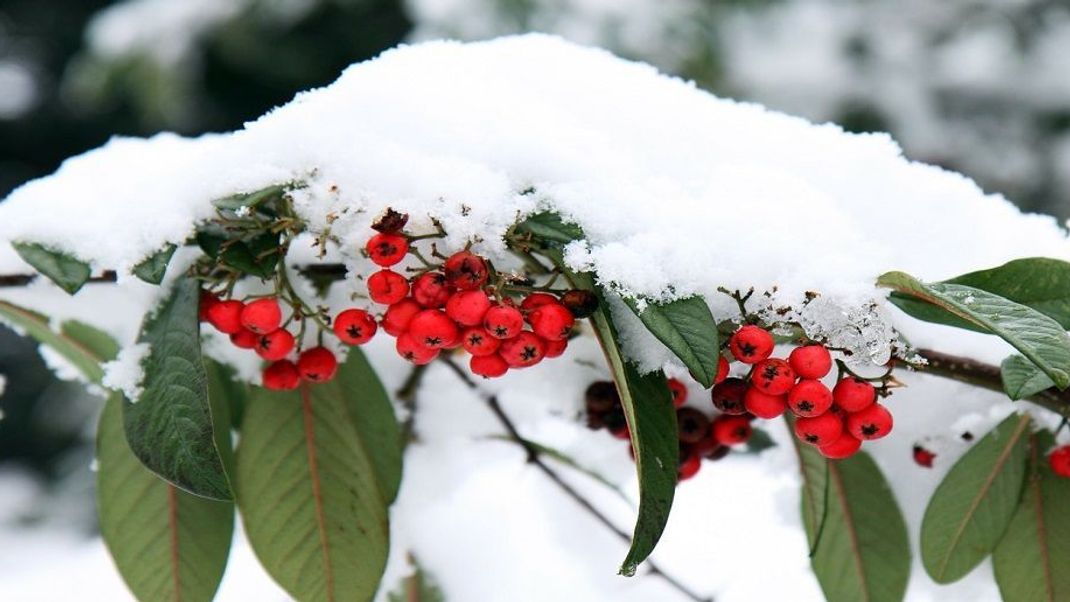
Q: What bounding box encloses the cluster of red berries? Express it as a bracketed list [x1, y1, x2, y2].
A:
[1050, 444, 1070, 478]
[714, 324, 894, 459]
[364, 227, 584, 378]
[201, 293, 377, 390]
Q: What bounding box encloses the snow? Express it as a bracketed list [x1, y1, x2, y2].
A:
[101, 343, 151, 401]
[1, 34, 1068, 602]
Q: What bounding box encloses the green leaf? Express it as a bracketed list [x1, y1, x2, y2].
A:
[920, 413, 1031, 583]
[195, 226, 228, 259]
[12, 241, 92, 294]
[336, 347, 403, 503]
[211, 184, 286, 211]
[236, 377, 392, 601]
[124, 274, 233, 500]
[992, 430, 1070, 602]
[386, 557, 446, 602]
[744, 427, 776, 454]
[878, 271, 1070, 389]
[513, 211, 584, 244]
[1001, 355, 1057, 401]
[205, 359, 249, 430]
[98, 393, 234, 602]
[803, 450, 912, 602]
[623, 296, 720, 387]
[787, 415, 829, 552]
[132, 243, 177, 285]
[220, 232, 280, 279]
[0, 301, 114, 383]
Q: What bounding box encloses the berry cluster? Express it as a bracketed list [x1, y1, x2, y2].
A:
[717, 324, 894, 459]
[364, 220, 585, 377]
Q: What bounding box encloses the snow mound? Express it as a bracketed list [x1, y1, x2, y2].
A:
[1, 34, 1068, 367]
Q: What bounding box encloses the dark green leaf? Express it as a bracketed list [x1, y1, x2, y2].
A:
[744, 427, 776, 454]
[220, 232, 280, 279]
[132, 244, 177, 285]
[12, 241, 91, 294]
[236, 376, 392, 601]
[513, 211, 585, 245]
[124, 274, 232, 500]
[993, 430, 1070, 602]
[1001, 355, 1056, 401]
[0, 301, 112, 383]
[920, 413, 1031, 583]
[211, 184, 286, 211]
[623, 296, 720, 387]
[195, 226, 227, 259]
[878, 271, 1070, 389]
[205, 359, 249, 429]
[787, 415, 829, 552]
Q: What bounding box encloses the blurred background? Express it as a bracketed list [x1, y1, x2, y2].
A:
[1, 0, 1068, 532]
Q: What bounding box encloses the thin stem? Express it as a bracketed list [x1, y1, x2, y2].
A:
[397, 363, 430, 445]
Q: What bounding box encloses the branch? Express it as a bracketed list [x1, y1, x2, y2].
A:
[0, 270, 118, 287]
[0, 266, 345, 288]
[437, 356, 712, 602]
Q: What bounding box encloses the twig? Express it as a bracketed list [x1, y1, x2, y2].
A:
[0, 270, 118, 287]
[438, 356, 712, 602]
[0, 266, 345, 288]
[396, 363, 430, 444]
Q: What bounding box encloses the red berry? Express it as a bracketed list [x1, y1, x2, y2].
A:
[241, 298, 283, 334]
[484, 305, 524, 339]
[529, 303, 575, 341]
[667, 378, 688, 408]
[230, 328, 260, 349]
[206, 299, 245, 334]
[712, 415, 752, 446]
[820, 433, 862, 459]
[297, 347, 338, 383]
[367, 270, 410, 305]
[382, 299, 422, 336]
[366, 233, 408, 267]
[788, 380, 834, 417]
[470, 353, 509, 378]
[744, 387, 787, 419]
[833, 377, 876, 412]
[334, 309, 377, 345]
[678, 453, 702, 481]
[847, 403, 893, 440]
[1048, 445, 1070, 478]
[520, 293, 557, 313]
[396, 333, 439, 365]
[913, 445, 936, 468]
[262, 360, 300, 391]
[499, 332, 546, 368]
[461, 327, 501, 356]
[729, 325, 774, 364]
[789, 345, 832, 379]
[412, 272, 451, 308]
[795, 413, 844, 446]
[715, 356, 729, 384]
[445, 290, 492, 326]
[690, 432, 725, 459]
[443, 251, 489, 290]
[256, 329, 295, 361]
[199, 291, 219, 321]
[559, 289, 598, 319]
[543, 337, 567, 358]
[408, 310, 459, 350]
[710, 377, 749, 415]
[676, 407, 709, 444]
[751, 358, 795, 395]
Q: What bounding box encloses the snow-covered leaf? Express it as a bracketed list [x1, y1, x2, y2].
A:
[132, 243, 177, 285]
[124, 274, 233, 501]
[1000, 355, 1057, 401]
[878, 271, 1070, 389]
[0, 301, 114, 383]
[235, 351, 396, 602]
[11, 241, 91, 294]
[513, 211, 584, 245]
[211, 184, 286, 211]
[920, 413, 1031, 583]
[220, 231, 280, 279]
[623, 296, 719, 387]
[992, 430, 1070, 602]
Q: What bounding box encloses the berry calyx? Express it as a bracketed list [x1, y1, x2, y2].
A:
[499, 332, 546, 368]
[367, 270, 410, 305]
[470, 353, 509, 378]
[712, 415, 752, 446]
[262, 360, 300, 391]
[230, 328, 260, 350]
[396, 333, 439, 365]
[366, 232, 408, 267]
[710, 377, 749, 415]
[334, 309, 377, 345]
[729, 325, 774, 364]
[408, 310, 459, 350]
[461, 327, 501, 356]
[443, 251, 489, 290]
[297, 347, 338, 382]
[241, 298, 283, 334]
[789, 345, 832, 379]
[819, 432, 862, 459]
[715, 356, 729, 385]
[667, 378, 688, 408]
[833, 377, 877, 412]
[412, 272, 451, 308]
[256, 329, 295, 361]
[1048, 445, 1070, 478]
[794, 413, 844, 446]
[382, 299, 422, 336]
[744, 387, 787, 419]
[846, 403, 893, 440]
[445, 290, 492, 326]
[559, 289, 598, 319]
[530, 303, 575, 341]
[483, 305, 524, 339]
[206, 299, 245, 334]
[676, 408, 709, 444]
[787, 380, 834, 417]
[751, 358, 795, 395]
